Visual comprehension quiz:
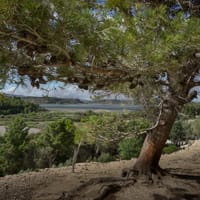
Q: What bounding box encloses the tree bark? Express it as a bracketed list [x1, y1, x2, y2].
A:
[132, 98, 179, 176]
[72, 141, 82, 173]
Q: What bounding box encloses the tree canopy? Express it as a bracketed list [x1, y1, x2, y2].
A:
[0, 0, 199, 100]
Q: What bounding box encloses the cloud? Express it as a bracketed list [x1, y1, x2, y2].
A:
[1, 80, 93, 100]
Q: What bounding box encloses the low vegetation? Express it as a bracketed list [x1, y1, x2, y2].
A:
[0, 96, 199, 177]
[0, 94, 42, 115]
[119, 136, 144, 160]
[163, 144, 178, 154]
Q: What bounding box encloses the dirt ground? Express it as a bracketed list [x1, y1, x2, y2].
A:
[0, 140, 199, 200]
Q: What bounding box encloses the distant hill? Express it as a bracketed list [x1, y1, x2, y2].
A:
[5, 94, 134, 105]
[5, 94, 84, 104]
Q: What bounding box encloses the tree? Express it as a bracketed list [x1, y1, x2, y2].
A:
[188, 116, 200, 139]
[82, 112, 149, 157]
[0, 0, 200, 178]
[119, 136, 144, 160]
[170, 120, 187, 146]
[35, 118, 75, 166]
[0, 117, 29, 174]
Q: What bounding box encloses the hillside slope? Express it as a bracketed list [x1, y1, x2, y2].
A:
[0, 141, 200, 200]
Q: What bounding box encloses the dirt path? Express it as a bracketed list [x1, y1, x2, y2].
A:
[0, 141, 199, 200]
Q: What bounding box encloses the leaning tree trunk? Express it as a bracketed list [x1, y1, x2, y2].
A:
[72, 141, 82, 173]
[132, 98, 180, 176]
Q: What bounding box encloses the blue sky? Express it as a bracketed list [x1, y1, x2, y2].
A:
[1, 78, 130, 101]
[1, 69, 200, 101]
[1, 80, 93, 100]
[2, 80, 199, 102]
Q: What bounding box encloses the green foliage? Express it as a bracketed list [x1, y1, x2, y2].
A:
[80, 112, 149, 159]
[97, 152, 114, 163]
[65, 158, 73, 166]
[170, 120, 192, 146]
[163, 144, 177, 154]
[33, 145, 55, 168]
[0, 116, 77, 176]
[0, 117, 29, 175]
[83, 112, 149, 140]
[34, 118, 75, 167]
[0, 94, 41, 115]
[118, 136, 144, 160]
[183, 103, 200, 118]
[0, 0, 200, 176]
[5, 116, 28, 146]
[0, 1, 199, 92]
[188, 117, 200, 139]
[0, 107, 199, 176]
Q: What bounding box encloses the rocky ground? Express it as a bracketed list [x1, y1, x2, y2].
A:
[0, 141, 200, 200]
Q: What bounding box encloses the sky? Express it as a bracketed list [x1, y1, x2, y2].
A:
[1, 78, 130, 101]
[1, 69, 200, 101]
[1, 80, 199, 102]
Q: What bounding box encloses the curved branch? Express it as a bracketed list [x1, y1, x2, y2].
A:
[189, 81, 200, 88]
[0, 30, 39, 46]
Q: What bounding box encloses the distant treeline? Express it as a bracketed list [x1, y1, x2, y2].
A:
[0, 94, 43, 115]
[19, 96, 83, 104]
[7, 95, 134, 105]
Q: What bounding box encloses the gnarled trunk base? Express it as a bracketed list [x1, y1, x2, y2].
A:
[122, 101, 178, 180]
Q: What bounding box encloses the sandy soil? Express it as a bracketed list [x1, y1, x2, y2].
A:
[0, 141, 199, 200]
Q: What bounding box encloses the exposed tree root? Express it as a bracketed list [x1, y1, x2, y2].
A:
[56, 177, 136, 200]
[121, 165, 170, 185]
[56, 167, 200, 200]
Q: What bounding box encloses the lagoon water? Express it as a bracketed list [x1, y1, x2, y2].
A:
[39, 103, 143, 112]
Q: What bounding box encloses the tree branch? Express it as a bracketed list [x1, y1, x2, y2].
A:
[48, 44, 71, 60]
[187, 90, 198, 102]
[189, 81, 200, 88]
[0, 31, 39, 46]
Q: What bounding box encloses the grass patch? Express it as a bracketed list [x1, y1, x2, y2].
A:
[163, 144, 177, 154]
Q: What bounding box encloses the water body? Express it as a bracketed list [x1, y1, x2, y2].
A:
[40, 103, 143, 112]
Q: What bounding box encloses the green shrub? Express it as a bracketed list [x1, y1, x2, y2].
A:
[65, 158, 73, 166]
[118, 136, 144, 160]
[57, 163, 65, 168]
[0, 94, 41, 115]
[163, 144, 177, 154]
[97, 153, 114, 163]
[189, 117, 200, 139]
[0, 117, 30, 175]
[183, 103, 200, 118]
[33, 118, 76, 168]
[170, 120, 192, 146]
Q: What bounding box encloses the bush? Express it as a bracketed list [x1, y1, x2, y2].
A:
[0, 94, 41, 115]
[118, 136, 144, 160]
[34, 146, 55, 168]
[170, 120, 192, 146]
[183, 103, 200, 118]
[0, 117, 78, 176]
[65, 158, 73, 166]
[163, 144, 177, 154]
[0, 117, 30, 175]
[33, 118, 76, 168]
[189, 117, 200, 139]
[97, 153, 114, 163]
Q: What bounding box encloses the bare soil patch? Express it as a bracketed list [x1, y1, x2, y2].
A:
[0, 141, 199, 200]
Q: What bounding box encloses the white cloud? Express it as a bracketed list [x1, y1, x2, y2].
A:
[1, 80, 93, 100]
